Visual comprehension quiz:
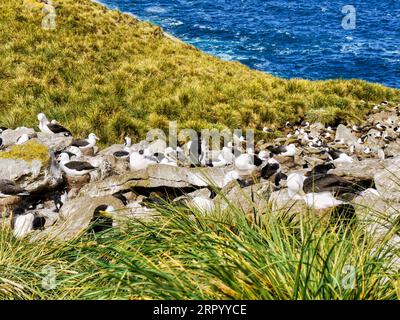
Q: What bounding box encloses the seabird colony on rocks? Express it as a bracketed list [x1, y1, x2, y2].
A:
[1, 103, 399, 237]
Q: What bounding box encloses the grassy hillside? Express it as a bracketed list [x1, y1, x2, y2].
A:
[1, 0, 399, 144]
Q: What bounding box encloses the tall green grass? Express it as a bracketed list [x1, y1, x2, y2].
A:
[1, 200, 398, 300]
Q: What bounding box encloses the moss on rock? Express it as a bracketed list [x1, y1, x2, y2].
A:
[0, 140, 50, 164]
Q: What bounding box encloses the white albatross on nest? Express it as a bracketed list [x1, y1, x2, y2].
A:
[37, 113, 72, 136]
[129, 149, 157, 171]
[71, 133, 99, 150]
[57, 152, 97, 176]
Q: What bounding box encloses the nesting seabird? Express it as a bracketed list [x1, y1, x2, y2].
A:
[300, 121, 310, 128]
[261, 158, 280, 179]
[12, 207, 46, 238]
[305, 163, 335, 177]
[129, 149, 157, 171]
[375, 122, 387, 131]
[0, 179, 29, 197]
[64, 146, 83, 159]
[71, 133, 99, 149]
[89, 205, 115, 233]
[357, 135, 368, 144]
[267, 144, 297, 157]
[287, 173, 307, 198]
[327, 149, 353, 164]
[303, 173, 357, 197]
[234, 152, 263, 171]
[113, 137, 133, 159]
[16, 134, 31, 145]
[161, 147, 186, 166]
[287, 173, 351, 209]
[189, 196, 215, 215]
[383, 134, 394, 142]
[37, 113, 72, 136]
[261, 158, 287, 186]
[302, 192, 345, 210]
[351, 125, 366, 133]
[53, 189, 68, 212]
[263, 127, 274, 133]
[393, 126, 400, 133]
[58, 152, 97, 176]
[285, 121, 294, 128]
[186, 133, 206, 166]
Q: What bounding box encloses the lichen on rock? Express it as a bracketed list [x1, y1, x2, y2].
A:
[0, 140, 50, 164]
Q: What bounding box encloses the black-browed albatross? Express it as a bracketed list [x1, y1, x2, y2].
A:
[37, 113, 72, 136]
[57, 152, 97, 176]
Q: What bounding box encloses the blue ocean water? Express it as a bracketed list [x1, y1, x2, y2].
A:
[97, 0, 400, 88]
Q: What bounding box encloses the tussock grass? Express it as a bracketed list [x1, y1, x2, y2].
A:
[0, 201, 398, 300]
[0, 0, 399, 146]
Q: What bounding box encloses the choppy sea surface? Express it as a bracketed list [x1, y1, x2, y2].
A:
[97, 0, 400, 88]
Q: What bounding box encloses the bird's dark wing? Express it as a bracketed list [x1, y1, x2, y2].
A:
[65, 161, 96, 171]
[0, 179, 27, 195]
[328, 149, 341, 160]
[253, 155, 263, 167]
[303, 174, 354, 195]
[274, 172, 287, 186]
[71, 139, 89, 147]
[47, 123, 72, 135]
[306, 163, 334, 176]
[261, 163, 280, 179]
[63, 151, 77, 158]
[113, 151, 129, 157]
[32, 216, 46, 230]
[268, 145, 286, 155]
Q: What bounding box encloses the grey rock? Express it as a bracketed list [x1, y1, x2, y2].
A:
[0, 127, 36, 148]
[173, 188, 212, 204]
[79, 164, 231, 198]
[309, 122, 325, 138]
[303, 156, 325, 167]
[367, 111, 397, 126]
[98, 144, 124, 156]
[0, 156, 62, 193]
[352, 189, 400, 226]
[32, 195, 125, 241]
[374, 156, 400, 201]
[147, 139, 167, 155]
[335, 124, 358, 145]
[331, 159, 387, 182]
[0, 196, 22, 218]
[214, 181, 274, 215]
[36, 132, 73, 152]
[384, 141, 400, 158]
[352, 189, 400, 271]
